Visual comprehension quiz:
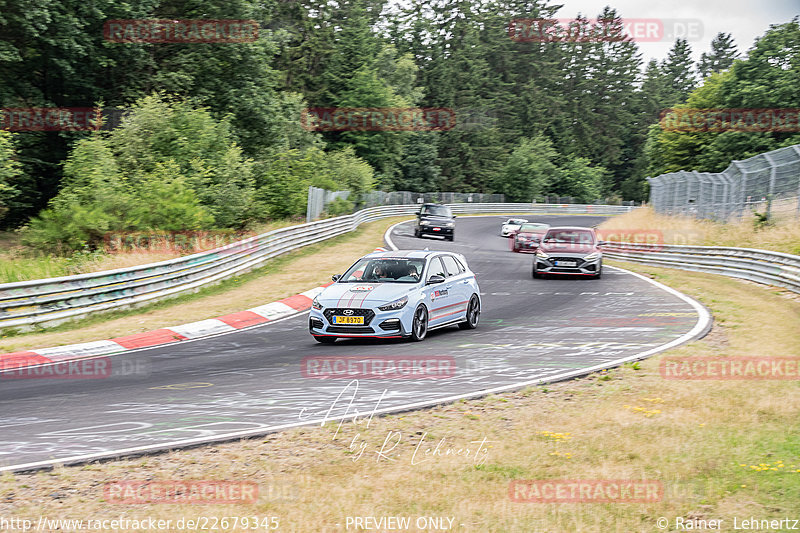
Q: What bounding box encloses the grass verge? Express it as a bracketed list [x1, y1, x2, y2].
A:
[0, 217, 406, 353]
[0, 219, 306, 284]
[0, 260, 798, 532]
[598, 206, 800, 254]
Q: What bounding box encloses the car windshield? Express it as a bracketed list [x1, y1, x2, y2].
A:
[420, 205, 452, 217]
[543, 230, 595, 244]
[520, 223, 549, 232]
[506, 219, 526, 225]
[341, 258, 426, 283]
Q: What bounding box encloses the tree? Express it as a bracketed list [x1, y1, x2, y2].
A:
[553, 158, 606, 203]
[0, 131, 23, 226]
[699, 33, 738, 79]
[643, 19, 800, 177]
[498, 136, 559, 202]
[109, 95, 255, 228]
[661, 38, 696, 105]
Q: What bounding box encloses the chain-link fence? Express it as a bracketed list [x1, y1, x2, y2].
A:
[647, 144, 800, 222]
[306, 187, 352, 222]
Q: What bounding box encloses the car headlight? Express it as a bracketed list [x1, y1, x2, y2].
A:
[584, 252, 601, 261]
[420, 221, 431, 226]
[535, 250, 549, 259]
[312, 296, 323, 310]
[378, 296, 408, 311]
[446, 222, 454, 227]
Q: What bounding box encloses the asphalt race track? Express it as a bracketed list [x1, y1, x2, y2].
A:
[0, 215, 708, 472]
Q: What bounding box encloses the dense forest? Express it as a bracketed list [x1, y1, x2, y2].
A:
[0, 0, 798, 252]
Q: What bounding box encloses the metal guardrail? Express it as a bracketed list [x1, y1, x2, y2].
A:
[603, 242, 800, 294]
[0, 203, 634, 330]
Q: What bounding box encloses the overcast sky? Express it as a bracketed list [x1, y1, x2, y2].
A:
[552, 0, 798, 63]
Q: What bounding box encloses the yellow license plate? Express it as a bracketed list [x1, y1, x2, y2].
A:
[333, 316, 364, 324]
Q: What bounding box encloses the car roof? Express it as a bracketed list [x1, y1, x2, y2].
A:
[545, 226, 596, 232]
[364, 250, 442, 259]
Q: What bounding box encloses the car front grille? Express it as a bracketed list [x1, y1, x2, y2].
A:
[323, 308, 375, 326]
[550, 257, 585, 270]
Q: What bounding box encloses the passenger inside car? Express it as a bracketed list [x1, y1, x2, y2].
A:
[396, 264, 419, 282]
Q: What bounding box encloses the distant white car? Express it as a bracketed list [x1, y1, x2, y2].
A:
[500, 218, 528, 237]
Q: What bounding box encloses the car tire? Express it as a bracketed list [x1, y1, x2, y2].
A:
[447, 235, 454, 241]
[532, 266, 541, 279]
[513, 244, 519, 253]
[314, 336, 337, 344]
[410, 305, 428, 341]
[414, 228, 420, 238]
[459, 295, 480, 330]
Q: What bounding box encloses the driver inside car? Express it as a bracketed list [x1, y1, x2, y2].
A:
[372, 264, 388, 280]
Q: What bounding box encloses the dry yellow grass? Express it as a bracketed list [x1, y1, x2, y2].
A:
[0, 217, 406, 353]
[599, 206, 800, 254]
[1, 261, 798, 532]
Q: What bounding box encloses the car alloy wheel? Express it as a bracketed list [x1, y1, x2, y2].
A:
[459, 295, 480, 330]
[410, 305, 428, 341]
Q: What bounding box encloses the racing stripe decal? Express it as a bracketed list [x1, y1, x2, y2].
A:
[430, 300, 469, 320]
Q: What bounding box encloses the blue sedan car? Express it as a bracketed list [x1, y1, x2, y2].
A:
[309, 250, 481, 343]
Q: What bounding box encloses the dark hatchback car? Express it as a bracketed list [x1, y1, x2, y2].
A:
[414, 203, 456, 241]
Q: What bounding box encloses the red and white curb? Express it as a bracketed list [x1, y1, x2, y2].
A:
[0, 246, 390, 372]
[0, 286, 329, 372]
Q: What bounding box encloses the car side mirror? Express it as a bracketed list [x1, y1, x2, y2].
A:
[597, 240, 607, 246]
[453, 215, 457, 218]
[332, 274, 342, 282]
[426, 274, 445, 285]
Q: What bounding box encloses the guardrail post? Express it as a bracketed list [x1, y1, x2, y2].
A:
[793, 145, 800, 219]
[763, 153, 776, 222]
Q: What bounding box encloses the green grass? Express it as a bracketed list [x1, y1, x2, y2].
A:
[0, 227, 365, 339]
[0, 253, 72, 283]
